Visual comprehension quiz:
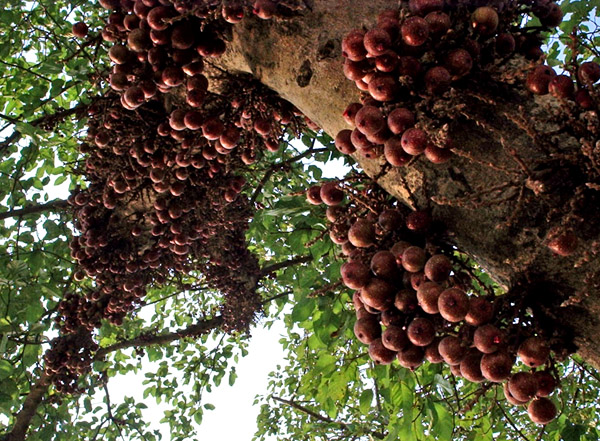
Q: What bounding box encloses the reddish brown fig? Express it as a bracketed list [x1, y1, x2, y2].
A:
[438, 336, 465, 365]
[425, 66, 451, 94]
[384, 136, 412, 167]
[306, 186, 323, 205]
[575, 89, 594, 109]
[438, 288, 469, 322]
[401, 128, 429, 155]
[398, 55, 422, 78]
[355, 105, 386, 135]
[548, 75, 575, 99]
[394, 289, 418, 313]
[465, 297, 494, 326]
[424, 144, 452, 164]
[409, 0, 443, 14]
[378, 209, 403, 231]
[325, 205, 344, 223]
[162, 66, 185, 87]
[539, 2, 563, 27]
[202, 117, 224, 140]
[533, 371, 557, 397]
[183, 111, 203, 131]
[472, 6, 499, 35]
[343, 102, 363, 126]
[397, 344, 425, 369]
[253, 0, 277, 19]
[147, 6, 171, 31]
[401, 246, 426, 273]
[320, 182, 344, 206]
[370, 251, 398, 280]
[407, 317, 436, 346]
[128, 28, 152, 52]
[526, 65, 556, 95]
[363, 28, 392, 57]
[480, 351, 513, 382]
[508, 372, 539, 402]
[504, 382, 529, 406]
[401, 16, 429, 47]
[381, 308, 403, 327]
[425, 339, 444, 363]
[424, 254, 451, 283]
[473, 324, 505, 354]
[72, 22, 88, 38]
[390, 241, 412, 265]
[387, 108, 415, 135]
[108, 44, 130, 64]
[348, 219, 376, 248]
[578, 61, 600, 84]
[460, 350, 485, 383]
[222, 3, 244, 23]
[342, 29, 367, 61]
[528, 398, 557, 424]
[382, 325, 410, 351]
[343, 59, 369, 81]
[354, 316, 382, 344]
[495, 33, 516, 56]
[341, 261, 371, 290]
[425, 11, 451, 37]
[351, 128, 374, 150]
[375, 51, 399, 72]
[406, 210, 431, 232]
[335, 129, 356, 154]
[369, 338, 397, 364]
[361, 278, 395, 311]
[368, 74, 398, 101]
[547, 231, 578, 256]
[518, 337, 550, 367]
[123, 86, 145, 109]
[445, 49, 473, 77]
[416, 281, 443, 314]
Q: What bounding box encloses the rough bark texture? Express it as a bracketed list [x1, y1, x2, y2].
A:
[216, 1, 600, 368]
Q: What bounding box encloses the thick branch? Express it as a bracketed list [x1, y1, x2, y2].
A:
[5, 373, 51, 441]
[0, 199, 69, 221]
[4, 315, 224, 441]
[259, 255, 313, 277]
[94, 315, 224, 360]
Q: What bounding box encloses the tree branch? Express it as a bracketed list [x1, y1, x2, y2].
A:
[271, 395, 385, 440]
[259, 255, 312, 277]
[0, 101, 91, 155]
[94, 315, 224, 360]
[4, 315, 224, 441]
[0, 199, 69, 221]
[5, 372, 51, 441]
[250, 138, 325, 204]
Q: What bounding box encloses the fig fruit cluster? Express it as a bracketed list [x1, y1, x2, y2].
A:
[312, 181, 559, 424]
[526, 57, 599, 109]
[97, 0, 306, 163]
[336, 0, 565, 166]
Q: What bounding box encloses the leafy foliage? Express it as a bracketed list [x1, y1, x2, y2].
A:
[0, 0, 599, 440]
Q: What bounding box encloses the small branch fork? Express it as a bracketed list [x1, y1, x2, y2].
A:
[271, 395, 385, 440]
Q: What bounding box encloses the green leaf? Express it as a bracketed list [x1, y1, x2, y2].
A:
[359, 389, 373, 414]
[0, 360, 13, 380]
[291, 298, 315, 323]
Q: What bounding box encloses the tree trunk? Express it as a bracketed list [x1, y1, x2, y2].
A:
[216, 1, 600, 368]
